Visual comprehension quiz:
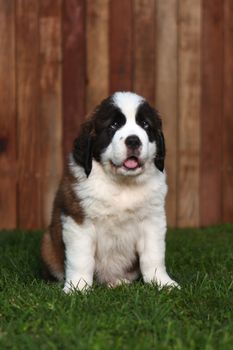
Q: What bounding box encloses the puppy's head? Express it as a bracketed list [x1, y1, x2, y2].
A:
[73, 92, 165, 178]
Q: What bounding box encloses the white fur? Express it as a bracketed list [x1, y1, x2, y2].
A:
[62, 92, 178, 293]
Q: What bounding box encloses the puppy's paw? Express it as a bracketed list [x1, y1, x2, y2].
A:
[63, 278, 91, 294]
[144, 271, 180, 290]
[107, 278, 130, 288]
[155, 274, 180, 289]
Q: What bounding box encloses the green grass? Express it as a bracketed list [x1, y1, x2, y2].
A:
[0, 225, 233, 350]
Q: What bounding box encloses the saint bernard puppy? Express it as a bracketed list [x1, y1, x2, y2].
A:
[41, 91, 178, 293]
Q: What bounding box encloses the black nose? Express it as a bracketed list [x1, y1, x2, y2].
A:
[125, 135, 142, 149]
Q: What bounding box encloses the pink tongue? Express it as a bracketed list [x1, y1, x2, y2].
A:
[123, 158, 139, 169]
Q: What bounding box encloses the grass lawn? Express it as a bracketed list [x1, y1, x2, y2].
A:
[0, 225, 233, 350]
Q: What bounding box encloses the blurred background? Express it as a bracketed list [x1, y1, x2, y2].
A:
[0, 0, 232, 229]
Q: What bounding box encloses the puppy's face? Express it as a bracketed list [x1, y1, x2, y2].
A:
[73, 92, 165, 178]
[99, 93, 160, 177]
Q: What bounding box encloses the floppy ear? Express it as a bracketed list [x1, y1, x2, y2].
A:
[154, 130, 166, 172]
[73, 121, 94, 177]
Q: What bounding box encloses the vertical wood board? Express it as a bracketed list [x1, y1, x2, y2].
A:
[200, 0, 223, 226]
[178, 0, 201, 227]
[109, 0, 133, 93]
[86, 0, 109, 114]
[133, 0, 155, 105]
[62, 0, 86, 159]
[155, 0, 178, 227]
[16, 0, 41, 228]
[0, 0, 17, 228]
[223, 0, 233, 222]
[40, 0, 63, 226]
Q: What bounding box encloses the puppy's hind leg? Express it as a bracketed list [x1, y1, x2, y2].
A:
[41, 231, 65, 282]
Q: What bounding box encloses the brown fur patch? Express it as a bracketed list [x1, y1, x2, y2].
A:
[41, 166, 84, 281]
[41, 231, 64, 280]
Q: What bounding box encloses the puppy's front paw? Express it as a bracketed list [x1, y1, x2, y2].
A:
[154, 274, 180, 289]
[144, 270, 180, 289]
[63, 278, 91, 294]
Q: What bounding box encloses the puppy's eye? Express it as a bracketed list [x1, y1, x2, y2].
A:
[142, 120, 150, 130]
[109, 121, 119, 130]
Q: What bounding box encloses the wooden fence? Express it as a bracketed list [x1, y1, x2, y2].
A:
[0, 0, 232, 229]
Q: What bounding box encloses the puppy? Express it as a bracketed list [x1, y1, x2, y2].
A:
[41, 92, 178, 293]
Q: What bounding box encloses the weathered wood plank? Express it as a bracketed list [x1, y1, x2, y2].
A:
[86, 0, 109, 113]
[200, 0, 223, 226]
[134, 0, 155, 105]
[40, 0, 63, 227]
[0, 0, 17, 228]
[177, 0, 201, 227]
[109, 0, 133, 93]
[223, 0, 233, 222]
[16, 0, 41, 229]
[63, 0, 86, 158]
[155, 0, 178, 227]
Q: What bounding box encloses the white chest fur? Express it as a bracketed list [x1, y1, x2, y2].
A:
[73, 160, 167, 220]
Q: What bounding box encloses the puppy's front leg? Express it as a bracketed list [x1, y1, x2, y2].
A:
[138, 218, 178, 289]
[62, 216, 95, 293]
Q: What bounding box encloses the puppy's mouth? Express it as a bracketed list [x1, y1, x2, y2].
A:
[111, 156, 142, 171]
[123, 156, 141, 170]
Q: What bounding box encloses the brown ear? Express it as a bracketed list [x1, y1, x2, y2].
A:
[154, 130, 165, 172]
[73, 120, 94, 177]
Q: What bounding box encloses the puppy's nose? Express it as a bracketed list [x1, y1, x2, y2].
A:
[125, 135, 142, 149]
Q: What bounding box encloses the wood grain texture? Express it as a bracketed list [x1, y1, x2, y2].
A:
[40, 0, 63, 227]
[16, 0, 41, 229]
[0, 0, 17, 228]
[200, 0, 223, 226]
[223, 0, 233, 222]
[62, 0, 86, 158]
[155, 0, 178, 227]
[109, 0, 133, 93]
[133, 0, 155, 105]
[177, 0, 201, 227]
[86, 0, 109, 114]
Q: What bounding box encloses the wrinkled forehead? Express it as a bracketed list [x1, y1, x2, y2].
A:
[112, 92, 144, 121]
